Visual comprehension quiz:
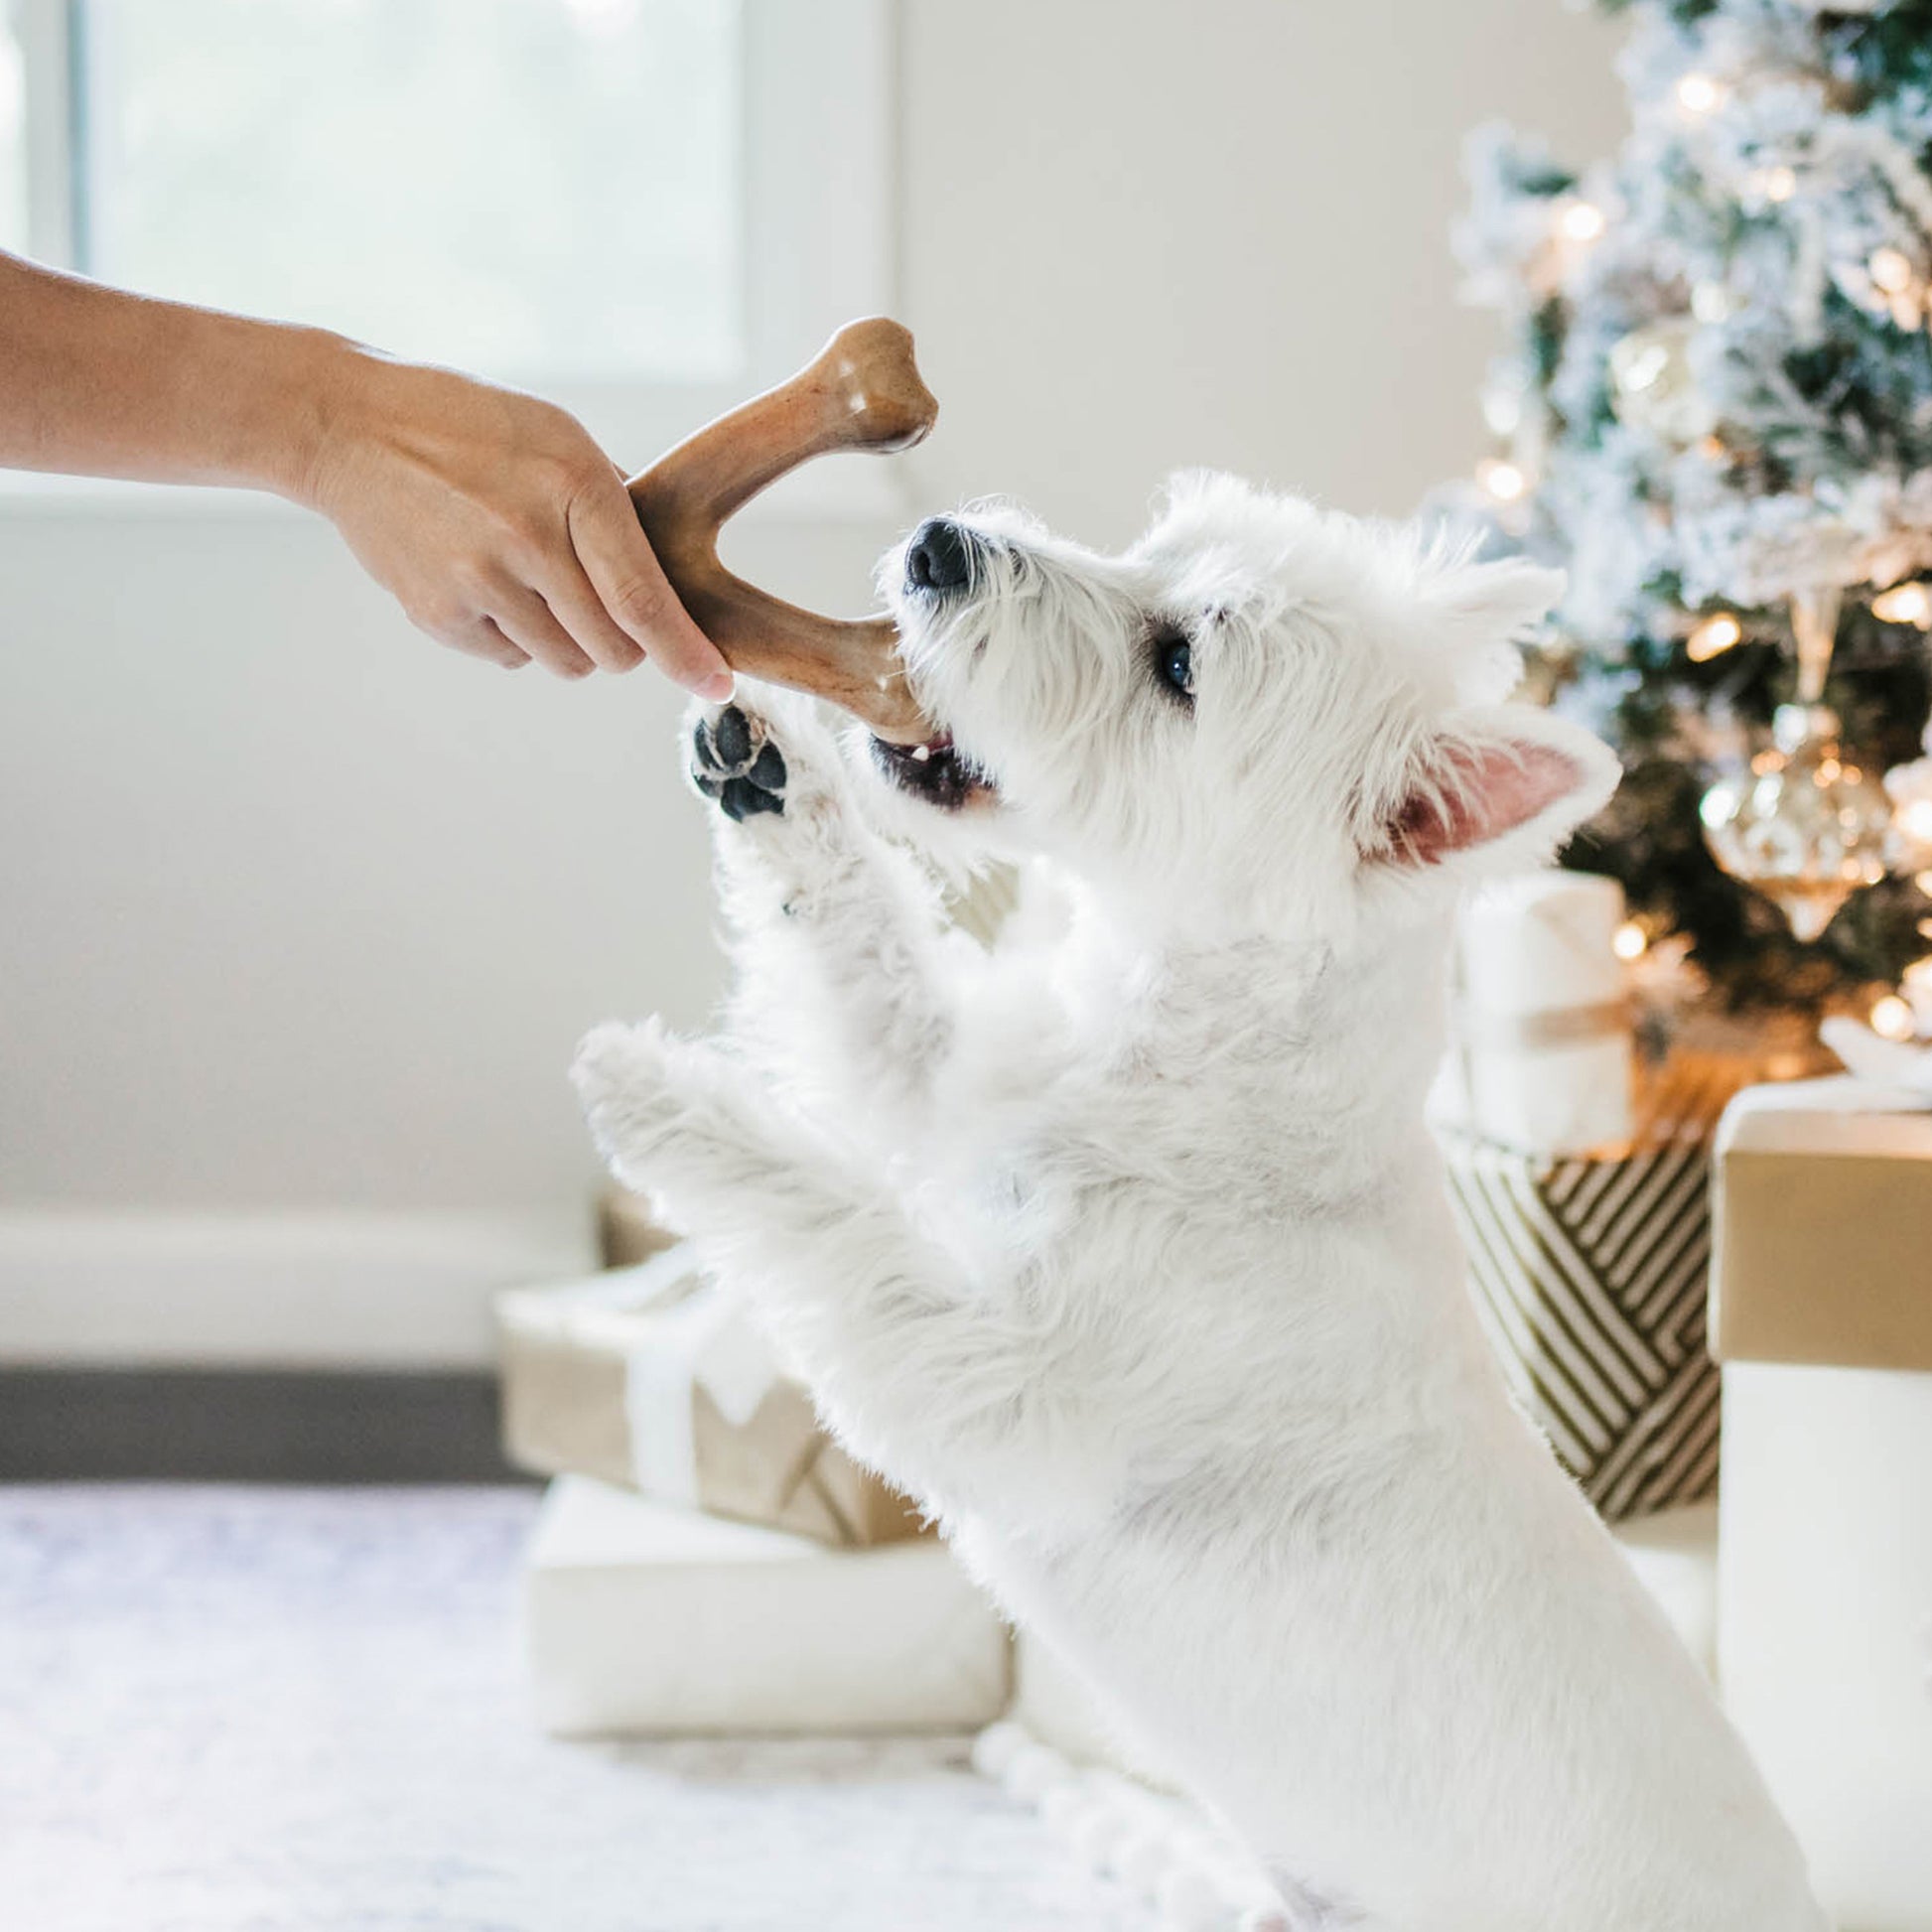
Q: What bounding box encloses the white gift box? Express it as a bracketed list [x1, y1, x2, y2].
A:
[1719, 1366, 1932, 1932]
[1712, 1078, 1932, 1932]
[522, 1476, 1012, 1737]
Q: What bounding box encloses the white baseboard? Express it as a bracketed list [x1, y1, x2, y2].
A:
[0, 1208, 596, 1370]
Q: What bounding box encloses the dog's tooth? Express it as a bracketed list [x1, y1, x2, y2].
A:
[911, 744, 931, 761]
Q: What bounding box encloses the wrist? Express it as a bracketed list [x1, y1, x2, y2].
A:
[256, 326, 374, 510]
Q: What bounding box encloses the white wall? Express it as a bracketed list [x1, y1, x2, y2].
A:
[0, 0, 1627, 1356]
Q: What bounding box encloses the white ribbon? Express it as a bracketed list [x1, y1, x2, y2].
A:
[1815, 1015, 1932, 1108]
[623, 1264, 783, 1506]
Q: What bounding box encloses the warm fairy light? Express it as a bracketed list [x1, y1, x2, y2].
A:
[1901, 797, 1932, 845]
[1675, 73, 1723, 115]
[1686, 611, 1743, 661]
[1869, 994, 1916, 1041]
[1612, 921, 1649, 962]
[1760, 165, 1798, 203]
[1476, 457, 1527, 503]
[1872, 580, 1932, 627]
[1919, 875, 1932, 900]
[1559, 200, 1606, 242]
[1869, 246, 1916, 295]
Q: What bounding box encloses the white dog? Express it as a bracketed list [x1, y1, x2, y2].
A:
[574, 474, 1826, 1931]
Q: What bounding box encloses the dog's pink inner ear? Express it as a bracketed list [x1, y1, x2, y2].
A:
[1387, 738, 1586, 866]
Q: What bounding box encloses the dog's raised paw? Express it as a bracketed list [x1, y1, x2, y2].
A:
[691, 704, 788, 821]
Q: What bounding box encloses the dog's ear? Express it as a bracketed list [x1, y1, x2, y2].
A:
[1413, 556, 1568, 706]
[1376, 707, 1619, 872]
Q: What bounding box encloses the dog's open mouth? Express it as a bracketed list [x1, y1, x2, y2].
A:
[869, 730, 994, 811]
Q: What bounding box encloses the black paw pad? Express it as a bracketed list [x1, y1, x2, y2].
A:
[692, 705, 787, 821]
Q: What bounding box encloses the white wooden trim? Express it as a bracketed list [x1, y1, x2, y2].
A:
[17, 0, 76, 267]
[742, 0, 896, 373]
[554, 0, 903, 514]
[0, 1208, 595, 1369]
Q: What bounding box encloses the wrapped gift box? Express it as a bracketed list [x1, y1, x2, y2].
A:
[596, 1184, 678, 1268]
[1711, 1078, 1932, 1932]
[496, 1245, 922, 1548]
[1436, 1053, 1744, 1520]
[1440, 871, 1636, 1156]
[522, 1475, 1011, 1736]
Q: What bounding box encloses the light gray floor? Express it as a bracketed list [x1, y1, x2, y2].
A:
[0, 1484, 1146, 1932]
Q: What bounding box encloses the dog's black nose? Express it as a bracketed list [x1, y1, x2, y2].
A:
[905, 516, 972, 595]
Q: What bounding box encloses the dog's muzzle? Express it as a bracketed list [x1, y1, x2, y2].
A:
[904, 516, 975, 596]
[877, 515, 996, 810]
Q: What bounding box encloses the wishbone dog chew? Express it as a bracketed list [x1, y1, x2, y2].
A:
[626, 318, 938, 744]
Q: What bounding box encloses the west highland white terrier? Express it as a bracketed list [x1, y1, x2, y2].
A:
[574, 474, 1826, 1931]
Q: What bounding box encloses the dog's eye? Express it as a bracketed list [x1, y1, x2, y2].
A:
[1152, 629, 1194, 702]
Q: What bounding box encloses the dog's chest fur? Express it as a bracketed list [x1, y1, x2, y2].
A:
[846, 907, 1821, 1932]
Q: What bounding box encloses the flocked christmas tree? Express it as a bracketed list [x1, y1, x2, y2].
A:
[1454, 0, 1932, 1032]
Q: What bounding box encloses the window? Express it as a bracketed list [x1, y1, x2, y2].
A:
[0, 0, 893, 495]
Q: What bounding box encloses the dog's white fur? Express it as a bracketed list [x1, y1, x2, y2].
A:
[574, 474, 1826, 1931]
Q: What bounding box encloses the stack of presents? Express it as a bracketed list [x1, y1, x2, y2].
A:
[498, 1193, 1008, 1738]
[499, 877, 1932, 1930]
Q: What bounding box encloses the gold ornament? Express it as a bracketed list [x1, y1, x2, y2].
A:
[1608, 319, 1717, 447]
[1700, 703, 1892, 940]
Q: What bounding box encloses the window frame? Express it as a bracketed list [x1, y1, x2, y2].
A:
[3, 0, 901, 518]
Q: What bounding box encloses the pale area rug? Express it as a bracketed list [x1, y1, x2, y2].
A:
[0, 1484, 1145, 1931]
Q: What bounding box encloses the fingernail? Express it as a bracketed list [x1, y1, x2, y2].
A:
[700, 669, 736, 702]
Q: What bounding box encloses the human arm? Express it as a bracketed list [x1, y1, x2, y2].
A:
[0, 249, 732, 689]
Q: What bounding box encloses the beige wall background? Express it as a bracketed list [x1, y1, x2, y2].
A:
[0, 2, 1627, 1340]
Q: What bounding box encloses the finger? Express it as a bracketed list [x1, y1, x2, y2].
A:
[444, 618, 532, 671]
[486, 587, 598, 680]
[566, 477, 734, 698]
[531, 560, 648, 675]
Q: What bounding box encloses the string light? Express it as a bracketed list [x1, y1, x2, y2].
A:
[1759, 165, 1798, 203]
[1686, 611, 1743, 661]
[1558, 200, 1606, 242]
[1612, 921, 1649, 962]
[1872, 580, 1932, 627]
[1869, 994, 1916, 1041]
[1869, 246, 1915, 295]
[1475, 457, 1527, 503]
[1675, 73, 1723, 116]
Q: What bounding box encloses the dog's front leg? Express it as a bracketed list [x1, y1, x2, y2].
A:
[687, 689, 966, 1125]
[573, 1016, 1037, 1514]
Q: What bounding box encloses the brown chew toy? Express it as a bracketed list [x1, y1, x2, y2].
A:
[626, 318, 937, 745]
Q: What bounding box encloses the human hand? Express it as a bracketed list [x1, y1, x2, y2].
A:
[297, 344, 734, 691]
